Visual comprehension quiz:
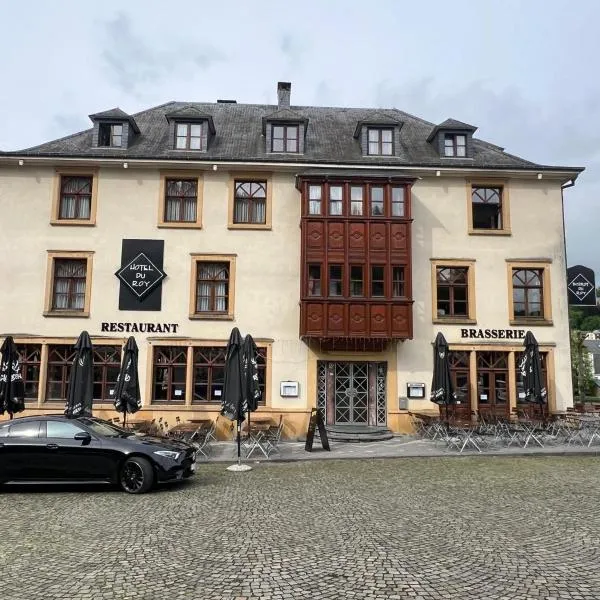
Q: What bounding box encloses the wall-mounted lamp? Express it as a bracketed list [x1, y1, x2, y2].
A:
[123, 162, 128, 169]
[537, 173, 543, 180]
[212, 164, 218, 171]
[18, 160, 24, 166]
[435, 170, 441, 177]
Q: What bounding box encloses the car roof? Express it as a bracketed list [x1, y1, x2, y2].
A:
[0, 414, 84, 424]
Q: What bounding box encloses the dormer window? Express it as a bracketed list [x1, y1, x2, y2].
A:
[89, 108, 138, 150]
[368, 128, 393, 156]
[272, 125, 299, 153]
[444, 134, 466, 157]
[98, 123, 123, 148]
[176, 123, 204, 150]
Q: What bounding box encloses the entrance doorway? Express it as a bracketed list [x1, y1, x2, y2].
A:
[476, 351, 509, 416]
[317, 361, 387, 426]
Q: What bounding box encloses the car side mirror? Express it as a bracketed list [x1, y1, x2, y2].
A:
[74, 431, 92, 443]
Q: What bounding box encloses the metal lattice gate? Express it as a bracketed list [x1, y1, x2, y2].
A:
[317, 361, 387, 426]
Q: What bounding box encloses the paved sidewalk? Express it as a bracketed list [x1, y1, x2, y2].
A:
[201, 435, 600, 464]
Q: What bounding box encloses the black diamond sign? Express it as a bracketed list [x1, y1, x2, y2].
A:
[115, 252, 167, 300]
[568, 273, 594, 302]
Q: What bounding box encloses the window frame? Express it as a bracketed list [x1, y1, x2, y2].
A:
[366, 127, 394, 156]
[146, 339, 272, 407]
[51, 169, 98, 226]
[189, 254, 236, 320]
[98, 123, 123, 148]
[44, 251, 94, 317]
[174, 122, 206, 151]
[228, 173, 273, 230]
[158, 172, 203, 229]
[467, 180, 511, 235]
[430, 259, 476, 324]
[506, 260, 552, 325]
[443, 133, 467, 157]
[270, 124, 300, 153]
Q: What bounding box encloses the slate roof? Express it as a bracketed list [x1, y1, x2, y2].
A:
[3, 101, 584, 172]
[584, 340, 600, 354]
[88, 107, 140, 134]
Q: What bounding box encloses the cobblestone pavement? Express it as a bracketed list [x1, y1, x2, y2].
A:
[2, 456, 600, 600]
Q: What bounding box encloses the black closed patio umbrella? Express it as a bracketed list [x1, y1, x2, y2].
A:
[64, 331, 94, 419]
[221, 328, 248, 470]
[0, 336, 25, 419]
[242, 333, 262, 430]
[430, 332, 457, 424]
[520, 331, 548, 420]
[114, 337, 142, 428]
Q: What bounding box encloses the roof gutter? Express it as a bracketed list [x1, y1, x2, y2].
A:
[0, 155, 584, 182]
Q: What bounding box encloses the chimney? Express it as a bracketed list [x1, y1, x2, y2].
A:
[277, 81, 291, 109]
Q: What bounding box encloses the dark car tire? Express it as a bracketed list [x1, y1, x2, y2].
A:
[119, 457, 154, 494]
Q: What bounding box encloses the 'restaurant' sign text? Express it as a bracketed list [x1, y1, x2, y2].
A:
[101, 322, 179, 333]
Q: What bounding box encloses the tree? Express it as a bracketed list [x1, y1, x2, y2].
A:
[569, 308, 598, 402]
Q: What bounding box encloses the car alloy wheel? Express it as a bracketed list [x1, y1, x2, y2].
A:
[120, 457, 154, 494]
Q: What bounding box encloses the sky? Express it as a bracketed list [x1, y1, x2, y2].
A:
[0, 0, 598, 277]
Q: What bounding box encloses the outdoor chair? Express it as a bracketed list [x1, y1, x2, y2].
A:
[264, 415, 285, 456]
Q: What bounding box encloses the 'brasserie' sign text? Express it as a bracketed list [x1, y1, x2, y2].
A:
[461, 328, 525, 339]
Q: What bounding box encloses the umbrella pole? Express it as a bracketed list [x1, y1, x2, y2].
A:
[237, 420, 241, 465]
[123, 411, 127, 429]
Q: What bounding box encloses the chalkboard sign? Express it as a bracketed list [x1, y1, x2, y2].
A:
[305, 408, 330, 452]
[567, 265, 597, 306]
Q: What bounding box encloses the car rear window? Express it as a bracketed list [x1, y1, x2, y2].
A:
[7, 421, 42, 438]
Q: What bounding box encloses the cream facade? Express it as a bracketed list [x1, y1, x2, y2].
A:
[0, 87, 583, 437]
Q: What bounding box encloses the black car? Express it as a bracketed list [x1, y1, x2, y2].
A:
[0, 416, 196, 494]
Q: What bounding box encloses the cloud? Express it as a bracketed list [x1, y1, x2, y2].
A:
[280, 33, 304, 69]
[375, 77, 600, 275]
[100, 12, 225, 96]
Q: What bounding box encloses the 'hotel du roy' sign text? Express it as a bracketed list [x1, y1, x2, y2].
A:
[116, 240, 166, 311]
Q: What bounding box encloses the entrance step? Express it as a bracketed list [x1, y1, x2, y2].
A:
[324, 424, 394, 443]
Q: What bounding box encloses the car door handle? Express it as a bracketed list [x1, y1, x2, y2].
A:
[46, 443, 59, 450]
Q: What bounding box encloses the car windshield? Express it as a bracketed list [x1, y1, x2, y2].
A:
[78, 418, 134, 438]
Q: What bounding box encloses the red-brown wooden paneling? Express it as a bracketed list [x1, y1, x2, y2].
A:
[327, 222, 345, 251]
[348, 304, 367, 335]
[327, 304, 346, 333]
[370, 305, 389, 334]
[305, 221, 325, 252]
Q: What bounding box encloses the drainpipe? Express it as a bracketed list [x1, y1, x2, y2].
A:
[561, 179, 578, 405]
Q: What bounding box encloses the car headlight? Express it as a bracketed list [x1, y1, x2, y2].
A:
[154, 450, 181, 460]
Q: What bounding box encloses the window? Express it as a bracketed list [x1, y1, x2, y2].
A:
[437, 267, 469, 317]
[508, 262, 552, 323]
[329, 265, 343, 296]
[152, 347, 187, 403]
[308, 185, 322, 215]
[431, 260, 476, 322]
[449, 351, 471, 407]
[7, 421, 41, 438]
[175, 123, 204, 150]
[99, 123, 123, 147]
[392, 267, 405, 297]
[229, 176, 273, 229]
[350, 186, 364, 216]
[272, 125, 299, 153]
[46, 345, 77, 401]
[150, 342, 270, 405]
[17, 344, 42, 402]
[46, 421, 86, 438]
[350, 265, 364, 297]
[52, 172, 98, 225]
[367, 128, 393, 155]
[370, 187, 384, 216]
[329, 186, 343, 216]
[391, 187, 405, 217]
[444, 134, 466, 157]
[93, 346, 121, 403]
[190, 255, 236, 319]
[158, 173, 202, 228]
[59, 176, 92, 220]
[234, 181, 267, 224]
[371, 266, 385, 297]
[469, 183, 510, 234]
[308, 265, 322, 296]
[192, 346, 266, 405]
[44, 252, 93, 317]
[164, 179, 198, 223]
